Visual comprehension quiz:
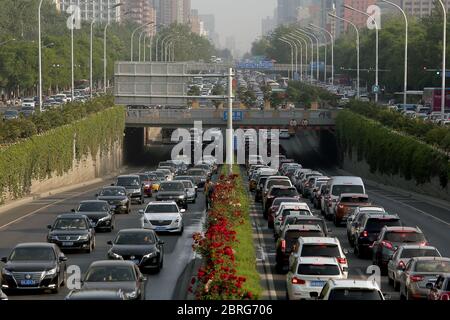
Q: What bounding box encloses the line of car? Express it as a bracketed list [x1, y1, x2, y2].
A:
[0, 158, 218, 300]
[247, 157, 450, 300]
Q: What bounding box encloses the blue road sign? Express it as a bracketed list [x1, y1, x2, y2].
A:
[223, 110, 244, 121]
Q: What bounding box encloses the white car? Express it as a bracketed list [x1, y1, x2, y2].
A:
[318, 279, 385, 300]
[286, 257, 346, 300]
[387, 244, 441, 291]
[274, 203, 313, 237]
[290, 237, 349, 278]
[139, 201, 185, 234]
[21, 98, 36, 108]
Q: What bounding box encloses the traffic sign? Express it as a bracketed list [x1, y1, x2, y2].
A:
[223, 110, 244, 121]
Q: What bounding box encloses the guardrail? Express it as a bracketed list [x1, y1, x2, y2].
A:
[125, 108, 338, 128]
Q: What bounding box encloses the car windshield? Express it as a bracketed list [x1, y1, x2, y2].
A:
[54, 218, 88, 230]
[267, 180, 291, 189]
[78, 202, 109, 212]
[145, 204, 178, 213]
[401, 248, 440, 259]
[99, 188, 126, 196]
[328, 289, 383, 300]
[187, 170, 206, 176]
[10, 247, 55, 261]
[180, 181, 193, 188]
[159, 182, 185, 192]
[281, 209, 311, 217]
[384, 231, 425, 243]
[365, 219, 401, 232]
[85, 266, 136, 282]
[117, 177, 140, 187]
[271, 189, 298, 197]
[273, 198, 299, 206]
[301, 244, 340, 257]
[414, 260, 450, 273]
[297, 264, 340, 275]
[332, 185, 364, 196]
[115, 232, 155, 245]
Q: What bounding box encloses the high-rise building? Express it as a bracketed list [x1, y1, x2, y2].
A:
[262, 16, 276, 36]
[121, 0, 156, 35]
[276, 0, 302, 25]
[155, 0, 190, 26]
[55, 0, 122, 23]
[396, 0, 450, 17]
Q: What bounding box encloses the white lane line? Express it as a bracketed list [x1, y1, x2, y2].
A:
[369, 189, 450, 227]
[0, 185, 103, 230]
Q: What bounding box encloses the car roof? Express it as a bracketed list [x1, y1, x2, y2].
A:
[79, 200, 108, 204]
[329, 176, 364, 183]
[117, 228, 155, 234]
[397, 244, 437, 251]
[384, 226, 420, 232]
[280, 203, 310, 210]
[102, 186, 126, 189]
[267, 176, 290, 180]
[89, 260, 136, 267]
[328, 279, 380, 290]
[298, 257, 339, 265]
[299, 237, 339, 244]
[56, 213, 88, 219]
[365, 213, 400, 220]
[118, 175, 139, 178]
[358, 206, 385, 212]
[410, 257, 450, 262]
[339, 193, 368, 198]
[285, 224, 322, 231]
[147, 201, 177, 205]
[15, 242, 56, 249]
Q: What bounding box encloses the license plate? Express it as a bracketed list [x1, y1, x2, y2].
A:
[310, 281, 325, 287]
[20, 280, 35, 286]
[155, 227, 166, 231]
[62, 242, 74, 246]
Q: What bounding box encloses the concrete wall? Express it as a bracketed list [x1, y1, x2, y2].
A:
[342, 152, 450, 201]
[29, 141, 123, 196]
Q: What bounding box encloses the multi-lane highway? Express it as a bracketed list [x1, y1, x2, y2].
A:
[249, 131, 450, 300]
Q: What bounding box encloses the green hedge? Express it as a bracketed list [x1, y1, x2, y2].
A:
[0, 106, 125, 202]
[336, 110, 450, 188]
[346, 100, 450, 152]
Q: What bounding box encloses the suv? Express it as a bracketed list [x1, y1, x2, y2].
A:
[297, 171, 322, 195]
[346, 206, 386, 246]
[140, 201, 185, 235]
[286, 257, 345, 300]
[115, 175, 144, 204]
[264, 186, 299, 216]
[290, 237, 348, 278]
[353, 213, 401, 258]
[47, 214, 96, 252]
[274, 203, 313, 237]
[267, 197, 301, 228]
[334, 193, 370, 226]
[371, 226, 427, 274]
[262, 176, 293, 202]
[155, 181, 188, 209]
[276, 225, 325, 273]
[318, 279, 384, 300]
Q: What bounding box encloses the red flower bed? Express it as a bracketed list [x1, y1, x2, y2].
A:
[191, 173, 253, 300]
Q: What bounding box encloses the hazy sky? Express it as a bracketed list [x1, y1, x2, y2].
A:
[192, 0, 277, 56]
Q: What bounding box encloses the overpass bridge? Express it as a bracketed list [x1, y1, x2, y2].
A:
[186, 62, 333, 73]
[125, 108, 337, 130]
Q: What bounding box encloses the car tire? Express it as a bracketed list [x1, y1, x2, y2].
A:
[51, 279, 60, 294]
[178, 225, 184, 235]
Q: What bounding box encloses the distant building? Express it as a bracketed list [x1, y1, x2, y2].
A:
[277, 0, 302, 25]
[262, 15, 276, 36]
[343, 0, 377, 31]
[55, 0, 122, 23]
[121, 1, 156, 35]
[397, 0, 450, 17]
[154, 0, 190, 26]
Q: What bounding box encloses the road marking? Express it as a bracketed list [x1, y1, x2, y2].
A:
[369, 189, 450, 227]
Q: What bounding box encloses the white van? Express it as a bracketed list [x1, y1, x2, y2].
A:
[323, 176, 365, 220]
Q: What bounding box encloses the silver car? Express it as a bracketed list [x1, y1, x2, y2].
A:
[388, 245, 441, 291]
[399, 257, 450, 300]
[178, 180, 197, 203]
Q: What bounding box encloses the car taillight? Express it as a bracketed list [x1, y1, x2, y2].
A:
[291, 277, 305, 285]
[409, 275, 423, 282]
[338, 204, 344, 209]
[440, 294, 450, 300]
[361, 230, 368, 238]
[398, 260, 405, 269]
[381, 240, 394, 250]
[281, 240, 286, 252]
[336, 257, 347, 264]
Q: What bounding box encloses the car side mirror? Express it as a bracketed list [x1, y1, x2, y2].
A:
[71, 209, 76, 212]
[425, 282, 434, 289]
[59, 256, 68, 262]
[0, 257, 7, 263]
[180, 209, 186, 213]
[140, 276, 147, 282]
[47, 224, 53, 229]
[158, 240, 165, 245]
[138, 209, 144, 214]
[343, 249, 349, 255]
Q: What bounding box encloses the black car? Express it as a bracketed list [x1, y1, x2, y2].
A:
[155, 181, 188, 209]
[81, 260, 146, 300]
[185, 168, 208, 188]
[115, 175, 144, 204]
[107, 229, 164, 273]
[1, 243, 67, 293]
[97, 186, 130, 214]
[73, 200, 115, 232]
[65, 289, 127, 300]
[353, 213, 402, 259]
[0, 288, 7, 300]
[47, 214, 96, 253]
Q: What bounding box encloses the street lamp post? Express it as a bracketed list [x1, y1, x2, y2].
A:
[143, 34, 147, 62]
[279, 38, 294, 79]
[104, 22, 110, 93]
[138, 30, 146, 62]
[90, 19, 95, 99]
[38, 0, 44, 112]
[436, 0, 447, 122]
[226, 67, 234, 173]
[291, 34, 308, 82]
[344, 4, 379, 102]
[310, 23, 334, 85]
[286, 34, 303, 81]
[294, 30, 314, 83]
[308, 25, 329, 84]
[329, 13, 360, 98]
[130, 22, 152, 62]
[381, 0, 408, 107]
[300, 28, 320, 81]
[71, 17, 75, 101]
[283, 36, 298, 78]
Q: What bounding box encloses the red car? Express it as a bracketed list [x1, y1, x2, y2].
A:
[138, 173, 153, 197]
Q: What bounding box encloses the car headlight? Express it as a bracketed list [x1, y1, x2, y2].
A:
[98, 216, 110, 222]
[134, 189, 141, 193]
[48, 235, 58, 241]
[125, 290, 138, 299]
[178, 195, 185, 199]
[45, 267, 57, 276]
[1, 269, 12, 276]
[108, 251, 123, 260]
[79, 235, 89, 241]
[143, 252, 157, 259]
